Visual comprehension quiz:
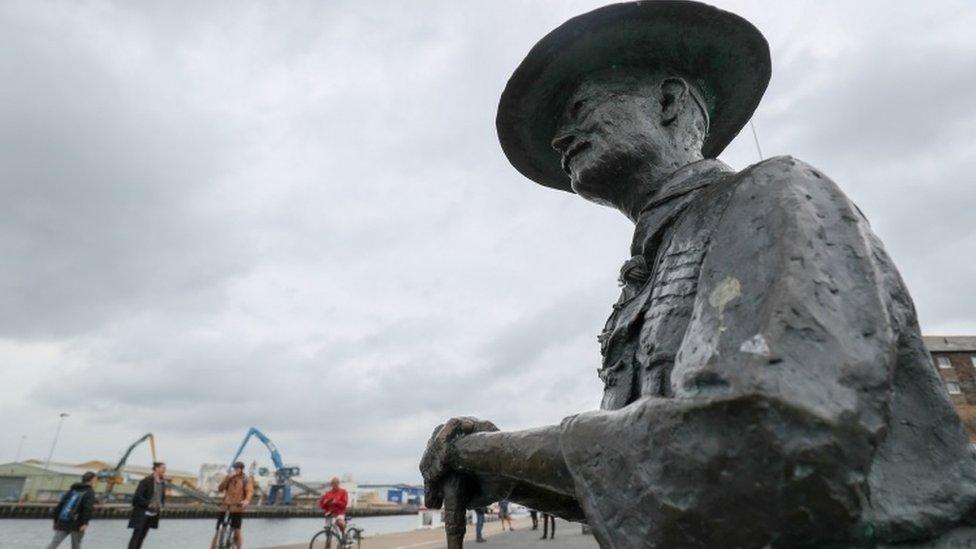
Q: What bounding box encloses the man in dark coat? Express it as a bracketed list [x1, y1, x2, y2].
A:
[127, 461, 166, 549]
[47, 471, 96, 549]
[420, 2, 976, 547]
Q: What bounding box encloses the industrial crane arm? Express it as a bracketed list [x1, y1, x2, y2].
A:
[99, 432, 157, 497]
[115, 433, 157, 471]
[230, 427, 285, 471]
[228, 427, 299, 505]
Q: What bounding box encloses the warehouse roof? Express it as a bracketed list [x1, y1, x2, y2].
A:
[13, 460, 194, 479]
[73, 460, 195, 479]
[1, 461, 90, 476]
[924, 336, 976, 352]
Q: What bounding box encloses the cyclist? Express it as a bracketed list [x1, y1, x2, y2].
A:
[318, 477, 349, 539]
[211, 461, 254, 549]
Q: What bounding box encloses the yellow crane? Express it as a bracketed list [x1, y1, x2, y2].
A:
[97, 433, 157, 496]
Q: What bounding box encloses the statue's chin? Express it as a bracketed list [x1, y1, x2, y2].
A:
[571, 181, 618, 209]
[570, 164, 624, 208]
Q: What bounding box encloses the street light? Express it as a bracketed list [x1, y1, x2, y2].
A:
[14, 435, 26, 463]
[44, 413, 69, 470]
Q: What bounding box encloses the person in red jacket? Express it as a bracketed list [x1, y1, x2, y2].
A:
[318, 477, 349, 537]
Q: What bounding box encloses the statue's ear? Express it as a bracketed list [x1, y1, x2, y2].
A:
[659, 77, 690, 127]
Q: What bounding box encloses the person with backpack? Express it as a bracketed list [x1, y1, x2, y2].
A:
[210, 461, 254, 549]
[127, 461, 166, 549]
[47, 471, 97, 549]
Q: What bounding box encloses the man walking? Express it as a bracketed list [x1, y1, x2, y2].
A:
[127, 461, 166, 549]
[498, 499, 513, 531]
[211, 461, 254, 549]
[540, 513, 555, 541]
[474, 506, 487, 543]
[47, 471, 96, 549]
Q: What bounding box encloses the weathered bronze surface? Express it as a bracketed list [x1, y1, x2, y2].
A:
[421, 2, 976, 547]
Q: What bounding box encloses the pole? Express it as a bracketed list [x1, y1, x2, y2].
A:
[44, 413, 69, 470]
[443, 475, 470, 549]
[14, 435, 26, 462]
[749, 119, 764, 161]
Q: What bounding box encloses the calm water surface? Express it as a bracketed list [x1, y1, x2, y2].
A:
[0, 514, 419, 549]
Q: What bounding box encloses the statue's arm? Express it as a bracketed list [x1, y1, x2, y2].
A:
[420, 417, 584, 518]
[560, 157, 900, 545]
[452, 425, 575, 495]
[446, 425, 584, 518]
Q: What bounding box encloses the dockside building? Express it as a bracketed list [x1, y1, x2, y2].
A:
[924, 335, 976, 445]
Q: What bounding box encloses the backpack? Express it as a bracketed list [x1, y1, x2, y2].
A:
[57, 489, 86, 524]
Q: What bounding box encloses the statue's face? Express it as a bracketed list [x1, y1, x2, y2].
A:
[552, 77, 670, 205]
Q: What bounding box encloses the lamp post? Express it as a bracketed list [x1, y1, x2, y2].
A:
[14, 435, 27, 462]
[44, 413, 69, 470]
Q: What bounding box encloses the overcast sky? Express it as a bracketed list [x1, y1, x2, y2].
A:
[2, 0, 975, 484]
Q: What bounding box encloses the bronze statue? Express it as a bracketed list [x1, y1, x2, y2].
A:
[421, 2, 976, 546]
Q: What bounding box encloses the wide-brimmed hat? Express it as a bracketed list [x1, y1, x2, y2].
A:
[496, 1, 771, 193]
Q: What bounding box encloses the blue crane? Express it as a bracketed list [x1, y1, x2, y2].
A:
[229, 427, 300, 505]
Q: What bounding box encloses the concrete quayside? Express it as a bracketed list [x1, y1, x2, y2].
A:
[267, 518, 598, 549]
[0, 502, 416, 520]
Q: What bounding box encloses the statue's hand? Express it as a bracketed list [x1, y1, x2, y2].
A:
[420, 416, 499, 509]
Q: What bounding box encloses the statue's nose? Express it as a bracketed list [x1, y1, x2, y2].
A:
[551, 133, 575, 154]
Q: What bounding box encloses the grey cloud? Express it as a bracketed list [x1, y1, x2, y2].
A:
[0, 1, 250, 339]
[751, 6, 976, 333]
[482, 287, 608, 377]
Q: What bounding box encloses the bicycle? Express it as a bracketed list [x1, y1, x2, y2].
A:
[215, 510, 235, 549]
[309, 515, 363, 549]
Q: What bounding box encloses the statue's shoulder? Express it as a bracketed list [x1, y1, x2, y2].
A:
[725, 155, 852, 212]
[736, 155, 835, 187]
[743, 154, 819, 173]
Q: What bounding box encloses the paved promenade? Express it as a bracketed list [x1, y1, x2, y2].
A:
[264, 518, 598, 549]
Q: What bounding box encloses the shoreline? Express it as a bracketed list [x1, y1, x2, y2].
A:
[0, 502, 416, 520]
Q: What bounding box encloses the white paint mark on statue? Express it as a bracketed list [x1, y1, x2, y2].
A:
[708, 276, 741, 333]
[739, 333, 770, 357]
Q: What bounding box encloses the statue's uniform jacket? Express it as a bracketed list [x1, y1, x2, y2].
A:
[566, 157, 976, 547]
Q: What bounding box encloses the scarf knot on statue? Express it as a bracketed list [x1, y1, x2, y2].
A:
[619, 255, 651, 286]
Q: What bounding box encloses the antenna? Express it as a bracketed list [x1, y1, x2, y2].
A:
[749, 119, 764, 161]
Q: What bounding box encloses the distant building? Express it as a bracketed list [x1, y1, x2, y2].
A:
[198, 463, 228, 495]
[75, 460, 197, 489]
[198, 463, 359, 505]
[198, 462, 281, 497]
[356, 483, 423, 507]
[924, 335, 976, 443]
[288, 479, 357, 506]
[0, 461, 90, 502]
[0, 460, 196, 503]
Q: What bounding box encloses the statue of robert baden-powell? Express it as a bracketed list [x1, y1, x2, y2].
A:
[421, 1, 976, 546]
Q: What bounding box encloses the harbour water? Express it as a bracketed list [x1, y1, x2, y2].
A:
[0, 513, 419, 549]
